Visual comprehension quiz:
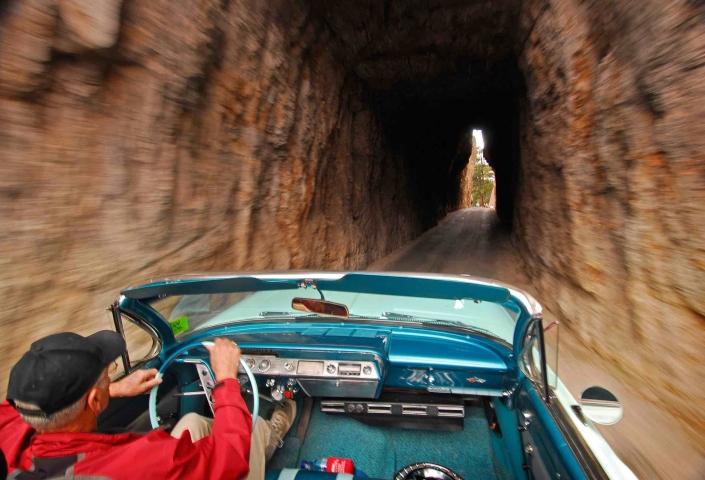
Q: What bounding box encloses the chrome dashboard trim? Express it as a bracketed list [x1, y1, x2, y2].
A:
[237, 354, 381, 380]
[297, 378, 379, 399]
[426, 386, 506, 397]
[321, 400, 465, 418]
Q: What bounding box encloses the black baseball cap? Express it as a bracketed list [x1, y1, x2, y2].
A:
[7, 331, 126, 416]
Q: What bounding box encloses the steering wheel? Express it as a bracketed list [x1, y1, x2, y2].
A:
[148, 340, 259, 429]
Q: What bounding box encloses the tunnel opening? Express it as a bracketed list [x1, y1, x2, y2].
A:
[312, 0, 526, 232]
[469, 129, 496, 209]
[361, 58, 524, 230]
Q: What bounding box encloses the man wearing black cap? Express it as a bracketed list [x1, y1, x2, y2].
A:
[4, 331, 154, 431]
[0, 331, 272, 479]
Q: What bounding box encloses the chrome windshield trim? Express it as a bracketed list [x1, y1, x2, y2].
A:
[122, 270, 543, 316]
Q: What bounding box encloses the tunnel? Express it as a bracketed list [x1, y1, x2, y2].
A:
[370, 58, 523, 228]
[310, 0, 526, 230]
[0, 0, 574, 277]
[2, 0, 705, 465]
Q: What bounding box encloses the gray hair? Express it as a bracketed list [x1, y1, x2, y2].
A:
[15, 371, 110, 432]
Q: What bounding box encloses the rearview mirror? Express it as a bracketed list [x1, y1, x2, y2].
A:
[292, 297, 349, 318]
[579, 386, 623, 425]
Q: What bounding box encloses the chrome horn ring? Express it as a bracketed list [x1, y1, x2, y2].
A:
[394, 463, 463, 480]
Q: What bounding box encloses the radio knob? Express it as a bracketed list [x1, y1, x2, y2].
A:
[271, 385, 284, 402]
[283, 361, 294, 371]
[362, 365, 372, 375]
[326, 364, 337, 374]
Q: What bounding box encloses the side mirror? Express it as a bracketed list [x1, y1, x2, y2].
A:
[579, 386, 623, 425]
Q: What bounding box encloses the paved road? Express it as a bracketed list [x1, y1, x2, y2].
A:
[370, 208, 705, 480]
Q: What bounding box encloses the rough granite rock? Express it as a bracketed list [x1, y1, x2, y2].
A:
[0, 0, 470, 397]
[515, 0, 705, 449]
[55, 0, 123, 53]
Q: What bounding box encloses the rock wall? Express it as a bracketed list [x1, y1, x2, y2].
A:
[516, 0, 705, 447]
[0, 0, 426, 396]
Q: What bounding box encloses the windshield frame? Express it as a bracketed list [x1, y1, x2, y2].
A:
[120, 272, 540, 350]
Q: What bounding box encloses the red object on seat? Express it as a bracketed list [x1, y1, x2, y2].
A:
[326, 457, 355, 474]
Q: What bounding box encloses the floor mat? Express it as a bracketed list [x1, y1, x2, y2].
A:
[270, 402, 500, 479]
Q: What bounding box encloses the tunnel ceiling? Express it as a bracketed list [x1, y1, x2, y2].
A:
[313, 0, 524, 111]
[312, 0, 522, 89]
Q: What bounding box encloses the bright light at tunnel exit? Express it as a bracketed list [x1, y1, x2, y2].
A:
[472, 129, 484, 152]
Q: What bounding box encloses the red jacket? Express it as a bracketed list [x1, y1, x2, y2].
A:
[0, 379, 251, 479]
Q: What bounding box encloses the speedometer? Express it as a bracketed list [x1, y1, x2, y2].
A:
[258, 359, 271, 372]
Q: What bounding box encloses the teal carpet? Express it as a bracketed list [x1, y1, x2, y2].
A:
[269, 402, 503, 479]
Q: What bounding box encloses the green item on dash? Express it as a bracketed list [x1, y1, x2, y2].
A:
[169, 315, 190, 336]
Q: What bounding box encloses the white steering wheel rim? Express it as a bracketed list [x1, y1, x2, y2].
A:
[148, 341, 259, 430]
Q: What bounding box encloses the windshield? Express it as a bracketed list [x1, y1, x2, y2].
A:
[149, 287, 520, 344]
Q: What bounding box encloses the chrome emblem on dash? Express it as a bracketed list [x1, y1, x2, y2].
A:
[466, 376, 486, 384]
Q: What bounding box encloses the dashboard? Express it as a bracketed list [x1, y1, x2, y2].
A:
[175, 327, 513, 415]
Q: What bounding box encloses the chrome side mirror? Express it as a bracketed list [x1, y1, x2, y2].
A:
[579, 386, 623, 425]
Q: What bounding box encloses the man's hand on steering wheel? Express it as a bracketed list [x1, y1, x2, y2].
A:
[110, 368, 163, 398]
[148, 337, 256, 429]
[205, 338, 241, 382]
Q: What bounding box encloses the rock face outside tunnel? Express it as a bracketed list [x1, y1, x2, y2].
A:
[1, 0, 705, 458]
[0, 0, 439, 394]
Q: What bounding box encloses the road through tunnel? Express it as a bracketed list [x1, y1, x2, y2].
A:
[2, 0, 705, 455]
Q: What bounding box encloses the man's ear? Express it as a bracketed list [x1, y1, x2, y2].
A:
[86, 386, 109, 414]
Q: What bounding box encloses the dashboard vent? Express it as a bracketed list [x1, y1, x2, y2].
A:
[321, 401, 464, 418]
[320, 401, 345, 413]
[240, 348, 279, 356]
[366, 403, 393, 415]
[436, 405, 465, 417]
[401, 404, 429, 416]
[401, 404, 465, 417]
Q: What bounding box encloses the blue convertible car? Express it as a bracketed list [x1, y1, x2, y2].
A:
[103, 272, 636, 480]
